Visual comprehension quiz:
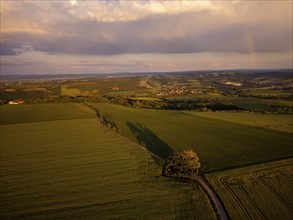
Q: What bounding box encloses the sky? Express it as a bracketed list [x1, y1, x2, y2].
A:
[0, 0, 292, 75]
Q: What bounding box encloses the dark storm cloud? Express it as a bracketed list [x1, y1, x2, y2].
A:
[1, 11, 292, 56]
[0, 43, 19, 55]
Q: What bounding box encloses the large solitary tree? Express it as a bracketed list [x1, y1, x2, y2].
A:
[162, 150, 201, 179]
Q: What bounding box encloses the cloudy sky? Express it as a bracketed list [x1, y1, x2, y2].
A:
[0, 0, 292, 75]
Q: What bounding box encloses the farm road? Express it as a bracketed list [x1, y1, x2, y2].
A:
[194, 176, 229, 220]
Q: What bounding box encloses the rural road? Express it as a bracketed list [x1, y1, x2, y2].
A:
[194, 176, 229, 220]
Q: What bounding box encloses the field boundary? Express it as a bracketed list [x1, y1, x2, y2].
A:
[204, 155, 293, 174]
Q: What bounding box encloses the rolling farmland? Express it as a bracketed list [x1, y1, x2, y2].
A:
[0, 104, 216, 219]
[90, 103, 293, 172]
[1, 102, 292, 219]
[1, 1, 292, 218]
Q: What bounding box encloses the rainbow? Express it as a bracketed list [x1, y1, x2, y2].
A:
[245, 32, 257, 68]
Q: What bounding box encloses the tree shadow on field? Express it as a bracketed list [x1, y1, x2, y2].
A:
[127, 122, 173, 163]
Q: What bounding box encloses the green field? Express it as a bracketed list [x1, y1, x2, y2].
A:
[206, 158, 293, 219]
[61, 85, 81, 96]
[220, 97, 293, 112]
[0, 104, 216, 219]
[186, 111, 293, 133]
[166, 92, 223, 101]
[243, 87, 292, 98]
[22, 88, 48, 92]
[166, 94, 293, 112]
[0, 104, 93, 125]
[90, 103, 293, 172]
[106, 90, 149, 96]
[130, 97, 161, 101]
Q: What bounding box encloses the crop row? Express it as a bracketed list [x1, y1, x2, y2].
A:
[207, 159, 293, 220]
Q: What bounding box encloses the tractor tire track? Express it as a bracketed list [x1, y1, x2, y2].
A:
[238, 184, 266, 219]
[252, 170, 293, 210]
[220, 176, 251, 220]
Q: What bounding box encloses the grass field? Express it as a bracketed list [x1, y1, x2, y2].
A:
[206, 158, 293, 220]
[61, 85, 81, 96]
[0, 104, 94, 125]
[22, 88, 48, 92]
[220, 97, 293, 112]
[0, 104, 216, 219]
[166, 94, 293, 112]
[166, 92, 223, 101]
[106, 90, 149, 96]
[243, 87, 292, 98]
[130, 97, 161, 101]
[186, 111, 293, 133]
[90, 103, 293, 172]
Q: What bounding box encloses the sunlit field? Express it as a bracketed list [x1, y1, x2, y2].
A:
[0, 104, 215, 219]
[1, 0, 292, 219]
[186, 111, 293, 133]
[91, 103, 293, 172]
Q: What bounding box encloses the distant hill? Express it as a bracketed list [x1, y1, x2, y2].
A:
[1, 69, 292, 80]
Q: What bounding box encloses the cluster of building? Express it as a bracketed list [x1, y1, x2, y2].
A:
[224, 81, 243, 86]
[155, 84, 204, 97]
[7, 99, 25, 105]
[156, 89, 201, 97]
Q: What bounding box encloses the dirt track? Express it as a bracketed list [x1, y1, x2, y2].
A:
[109, 128, 230, 220]
[194, 176, 229, 220]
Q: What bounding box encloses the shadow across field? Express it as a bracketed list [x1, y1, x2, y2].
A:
[127, 122, 173, 162]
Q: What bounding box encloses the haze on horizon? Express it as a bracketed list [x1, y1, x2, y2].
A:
[0, 0, 292, 75]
